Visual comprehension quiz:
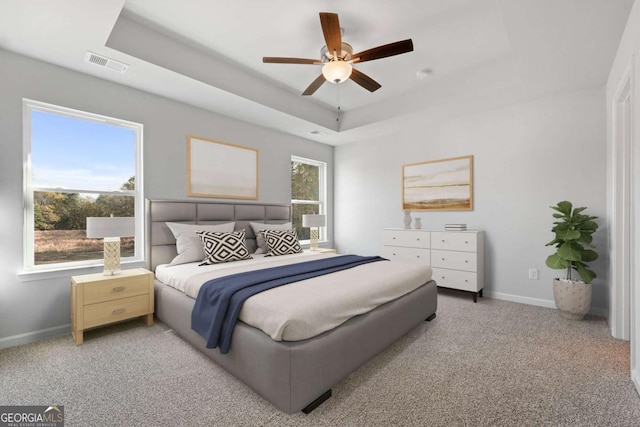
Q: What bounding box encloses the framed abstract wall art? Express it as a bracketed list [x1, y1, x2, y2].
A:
[402, 155, 473, 211]
[187, 135, 258, 199]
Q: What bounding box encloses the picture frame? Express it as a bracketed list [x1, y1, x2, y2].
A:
[402, 155, 473, 211]
[187, 135, 258, 199]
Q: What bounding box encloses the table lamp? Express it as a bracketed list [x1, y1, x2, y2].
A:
[302, 214, 326, 251]
[86, 216, 135, 275]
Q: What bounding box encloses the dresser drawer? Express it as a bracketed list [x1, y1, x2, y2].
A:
[432, 268, 479, 292]
[431, 232, 477, 252]
[83, 274, 150, 305]
[431, 249, 477, 272]
[383, 230, 430, 249]
[83, 294, 150, 329]
[382, 246, 430, 263]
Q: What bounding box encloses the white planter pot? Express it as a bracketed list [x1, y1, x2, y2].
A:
[553, 279, 591, 320]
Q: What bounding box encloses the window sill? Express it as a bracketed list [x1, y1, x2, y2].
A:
[17, 259, 147, 282]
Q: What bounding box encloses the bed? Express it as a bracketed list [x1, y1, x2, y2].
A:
[147, 200, 438, 414]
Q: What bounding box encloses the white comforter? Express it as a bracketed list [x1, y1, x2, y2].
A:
[156, 252, 432, 342]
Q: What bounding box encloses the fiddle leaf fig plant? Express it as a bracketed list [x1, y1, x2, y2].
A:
[545, 201, 599, 283]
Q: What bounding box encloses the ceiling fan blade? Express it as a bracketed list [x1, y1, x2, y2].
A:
[350, 68, 382, 92]
[263, 57, 321, 64]
[352, 39, 414, 63]
[319, 12, 342, 57]
[302, 74, 326, 96]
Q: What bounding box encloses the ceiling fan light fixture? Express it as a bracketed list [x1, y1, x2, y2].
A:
[322, 60, 352, 84]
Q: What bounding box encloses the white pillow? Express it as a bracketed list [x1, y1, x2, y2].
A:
[249, 222, 292, 254]
[166, 222, 235, 266]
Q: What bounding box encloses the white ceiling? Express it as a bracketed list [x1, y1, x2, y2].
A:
[0, 0, 634, 145]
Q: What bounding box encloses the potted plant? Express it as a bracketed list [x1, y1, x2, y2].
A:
[545, 201, 599, 320]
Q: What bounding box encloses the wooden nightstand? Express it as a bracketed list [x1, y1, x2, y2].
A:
[71, 268, 154, 345]
[316, 248, 337, 254]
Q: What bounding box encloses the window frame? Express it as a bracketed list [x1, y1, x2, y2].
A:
[291, 155, 327, 244]
[22, 99, 144, 272]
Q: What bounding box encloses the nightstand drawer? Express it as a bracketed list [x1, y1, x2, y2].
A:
[83, 275, 150, 305]
[83, 295, 150, 329]
[431, 249, 477, 272]
[432, 268, 479, 292]
[431, 232, 477, 252]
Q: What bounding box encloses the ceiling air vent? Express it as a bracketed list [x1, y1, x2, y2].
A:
[84, 51, 129, 73]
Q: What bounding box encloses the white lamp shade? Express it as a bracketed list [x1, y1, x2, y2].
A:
[302, 214, 326, 228]
[322, 61, 352, 83]
[86, 217, 135, 238]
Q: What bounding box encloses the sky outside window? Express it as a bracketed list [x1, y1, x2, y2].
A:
[31, 110, 135, 191]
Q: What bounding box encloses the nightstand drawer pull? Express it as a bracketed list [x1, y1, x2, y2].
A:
[112, 286, 125, 292]
[112, 308, 126, 315]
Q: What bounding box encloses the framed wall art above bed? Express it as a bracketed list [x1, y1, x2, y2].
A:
[402, 155, 473, 211]
[187, 135, 258, 200]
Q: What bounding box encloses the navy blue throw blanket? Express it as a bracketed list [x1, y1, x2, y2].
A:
[191, 255, 386, 354]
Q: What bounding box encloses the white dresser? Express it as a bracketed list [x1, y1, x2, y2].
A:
[382, 229, 484, 302]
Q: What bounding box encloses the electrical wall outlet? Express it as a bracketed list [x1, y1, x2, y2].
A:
[528, 268, 539, 280]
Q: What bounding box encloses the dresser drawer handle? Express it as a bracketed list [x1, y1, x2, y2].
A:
[393, 253, 397, 256]
[416, 255, 420, 258]
[465, 260, 468, 263]
[416, 238, 420, 241]
[392, 237, 396, 240]
[441, 276, 445, 279]
[441, 239, 445, 242]
[465, 241, 469, 244]
[112, 308, 126, 315]
[441, 258, 445, 261]
[112, 286, 125, 292]
[465, 279, 468, 282]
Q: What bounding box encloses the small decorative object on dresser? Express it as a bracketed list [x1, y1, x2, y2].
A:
[414, 217, 422, 229]
[382, 228, 484, 302]
[403, 211, 412, 229]
[70, 268, 154, 345]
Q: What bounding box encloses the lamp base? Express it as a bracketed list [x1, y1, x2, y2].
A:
[310, 228, 319, 251]
[103, 237, 121, 275]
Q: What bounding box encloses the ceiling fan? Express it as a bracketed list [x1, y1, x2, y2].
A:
[263, 12, 414, 96]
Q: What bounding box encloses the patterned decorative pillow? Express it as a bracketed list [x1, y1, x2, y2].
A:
[197, 230, 252, 264]
[261, 229, 302, 257]
[249, 222, 293, 254]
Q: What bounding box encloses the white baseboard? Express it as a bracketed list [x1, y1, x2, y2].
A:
[0, 324, 70, 350]
[632, 369, 640, 396]
[483, 291, 608, 318]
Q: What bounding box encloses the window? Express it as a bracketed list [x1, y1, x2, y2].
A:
[23, 99, 143, 271]
[291, 156, 326, 241]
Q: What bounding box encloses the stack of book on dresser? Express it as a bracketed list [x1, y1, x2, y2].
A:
[445, 223, 467, 231]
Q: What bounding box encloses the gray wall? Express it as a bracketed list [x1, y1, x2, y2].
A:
[334, 87, 608, 314]
[0, 49, 333, 347]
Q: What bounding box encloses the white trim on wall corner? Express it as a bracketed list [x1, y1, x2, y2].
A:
[632, 369, 640, 397]
[0, 324, 70, 350]
[483, 290, 608, 318]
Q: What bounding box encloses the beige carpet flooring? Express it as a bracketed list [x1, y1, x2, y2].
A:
[1, 290, 639, 426]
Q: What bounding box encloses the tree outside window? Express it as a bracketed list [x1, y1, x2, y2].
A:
[291, 157, 326, 241]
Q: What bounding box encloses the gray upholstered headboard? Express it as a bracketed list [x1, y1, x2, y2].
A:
[146, 200, 291, 271]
